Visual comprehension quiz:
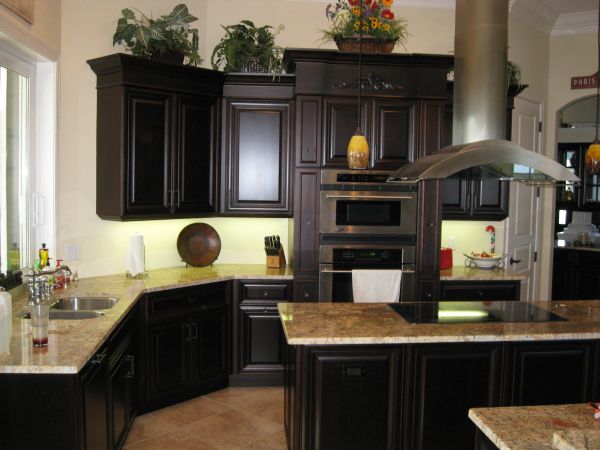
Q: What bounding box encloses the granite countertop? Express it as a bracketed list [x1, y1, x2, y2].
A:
[469, 404, 600, 450]
[0, 264, 292, 374]
[278, 300, 600, 345]
[555, 242, 600, 253]
[440, 266, 526, 281]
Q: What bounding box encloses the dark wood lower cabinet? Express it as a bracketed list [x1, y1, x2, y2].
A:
[440, 280, 520, 301]
[83, 349, 110, 450]
[285, 340, 600, 450]
[404, 343, 502, 450]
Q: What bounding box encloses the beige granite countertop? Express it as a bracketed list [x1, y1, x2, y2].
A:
[469, 404, 600, 450]
[440, 266, 526, 281]
[0, 264, 292, 374]
[278, 301, 600, 345]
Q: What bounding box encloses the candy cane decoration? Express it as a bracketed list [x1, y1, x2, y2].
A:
[485, 225, 496, 254]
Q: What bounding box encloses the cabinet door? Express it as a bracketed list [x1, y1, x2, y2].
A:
[552, 249, 575, 300]
[239, 304, 284, 374]
[125, 89, 172, 217]
[370, 98, 417, 169]
[293, 169, 320, 277]
[146, 319, 188, 398]
[173, 95, 218, 214]
[82, 350, 109, 450]
[224, 100, 291, 215]
[293, 277, 319, 302]
[295, 95, 321, 166]
[418, 100, 445, 157]
[440, 281, 520, 301]
[110, 346, 135, 450]
[322, 97, 369, 167]
[441, 172, 470, 218]
[573, 251, 600, 300]
[471, 172, 509, 220]
[504, 341, 596, 406]
[404, 343, 502, 450]
[306, 347, 399, 450]
[190, 307, 229, 383]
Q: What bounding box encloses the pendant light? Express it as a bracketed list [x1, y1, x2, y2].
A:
[347, 0, 370, 170]
[585, 0, 600, 174]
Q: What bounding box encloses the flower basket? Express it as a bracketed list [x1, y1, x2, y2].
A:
[334, 36, 396, 54]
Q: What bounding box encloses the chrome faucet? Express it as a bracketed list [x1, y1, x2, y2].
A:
[23, 265, 73, 305]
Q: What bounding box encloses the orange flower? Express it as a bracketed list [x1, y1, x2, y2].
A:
[381, 9, 394, 19]
[352, 6, 361, 16]
[381, 0, 393, 6]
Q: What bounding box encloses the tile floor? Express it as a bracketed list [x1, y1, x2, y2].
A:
[124, 386, 286, 450]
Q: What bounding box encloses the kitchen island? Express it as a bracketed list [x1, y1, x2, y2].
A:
[469, 403, 600, 450]
[279, 301, 600, 450]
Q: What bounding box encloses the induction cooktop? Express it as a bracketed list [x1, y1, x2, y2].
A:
[389, 301, 567, 324]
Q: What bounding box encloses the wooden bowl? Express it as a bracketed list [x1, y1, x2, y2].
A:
[177, 223, 221, 267]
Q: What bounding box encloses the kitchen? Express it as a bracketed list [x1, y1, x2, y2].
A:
[0, 0, 599, 449]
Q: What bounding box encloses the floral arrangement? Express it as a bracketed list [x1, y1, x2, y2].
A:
[322, 0, 408, 47]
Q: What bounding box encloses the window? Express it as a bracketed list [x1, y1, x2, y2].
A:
[0, 43, 56, 275]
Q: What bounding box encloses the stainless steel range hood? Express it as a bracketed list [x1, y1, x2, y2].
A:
[389, 0, 579, 186]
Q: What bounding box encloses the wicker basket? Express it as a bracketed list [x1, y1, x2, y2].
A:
[334, 36, 396, 54]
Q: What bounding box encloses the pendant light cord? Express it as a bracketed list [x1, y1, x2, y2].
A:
[357, 0, 363, 130]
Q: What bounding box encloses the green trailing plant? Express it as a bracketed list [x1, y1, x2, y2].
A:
[507, 60, 523, 87]
[211, 20, 284, 74]
[113, 4, 202, 66]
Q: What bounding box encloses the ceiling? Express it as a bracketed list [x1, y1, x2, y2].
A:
[397, 0, 598, 35]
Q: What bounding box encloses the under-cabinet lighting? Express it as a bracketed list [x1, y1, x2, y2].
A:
[438, 310, 489, 318]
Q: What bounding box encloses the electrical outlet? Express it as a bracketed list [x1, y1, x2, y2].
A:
[447, 235, 457, 249]
[66, 244, 81, 260]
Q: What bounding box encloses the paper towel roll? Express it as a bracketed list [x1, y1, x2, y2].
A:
[0, 291, 12, 355]
[124, 234, 145, 277]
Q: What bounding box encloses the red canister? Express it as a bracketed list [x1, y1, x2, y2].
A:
[440, 248, 453, 269]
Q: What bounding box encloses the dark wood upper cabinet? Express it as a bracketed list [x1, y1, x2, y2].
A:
[295, 95, 322, 166]
[221, 74, 294, 216]
[88, 54, 223, 221]
[371, 98, 417, 169]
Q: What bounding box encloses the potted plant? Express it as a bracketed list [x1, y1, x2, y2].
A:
[211, 20, 284, 74]
[322, 0, 408, 53]
[113, 4, 202, 66]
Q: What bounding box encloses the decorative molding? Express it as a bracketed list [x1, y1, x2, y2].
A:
[552, 11, 598, 36]
[333, 72, 407, 92]
[510, 0, 557, 35]
[0, 0, 33, 24]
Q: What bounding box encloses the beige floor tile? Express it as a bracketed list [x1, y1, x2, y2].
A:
[152, 395, 231, 427]
[246, 430, 288, 450]
[237, 389, 285, 425]
[205, 386, 275, 409]
[124, 412, 177, 446]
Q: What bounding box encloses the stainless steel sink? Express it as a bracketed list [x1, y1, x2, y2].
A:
[21, 310, 105, 320]
[51, 296, 118, 311]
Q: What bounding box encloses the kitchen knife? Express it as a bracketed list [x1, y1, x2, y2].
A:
[275, 235, 281, 249]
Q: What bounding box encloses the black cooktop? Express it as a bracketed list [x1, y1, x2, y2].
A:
[389, 301, 567, 324]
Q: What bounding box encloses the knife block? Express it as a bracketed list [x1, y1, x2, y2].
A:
[266, 248, 286, 268]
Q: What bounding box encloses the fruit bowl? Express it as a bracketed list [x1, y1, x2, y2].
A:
[463, 252, 507, 269]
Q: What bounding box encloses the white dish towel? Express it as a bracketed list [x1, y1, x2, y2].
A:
[352, 269, 402, 303]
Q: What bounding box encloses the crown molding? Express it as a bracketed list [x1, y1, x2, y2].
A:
[552, 11, 598, 36]
[510, 0, 557, 35]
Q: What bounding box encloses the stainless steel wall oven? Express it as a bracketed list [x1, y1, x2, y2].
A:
[318, 169, 418, 303]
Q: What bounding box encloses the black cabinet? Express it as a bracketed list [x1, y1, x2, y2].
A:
[221, 75, 294, 216]
[556, 142, 600, 210]
[441, 280, 520, 301]
[88, 54, 223, 220]
[504, 341, 597, 406]
[403, 343, 502, 450]
[303, 346, 400, 450]
[231, 280, 292, 385]
[552, 248, 600, 300]
[109, 338, 136, 450]
[142, 282, 230, 411]
[82, 349, 110, 450]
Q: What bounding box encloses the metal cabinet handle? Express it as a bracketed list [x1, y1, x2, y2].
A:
[125, 355, 135, 378]
[325, 194, 413, 200]
[91, 350, 107, 365]
[510, 257, 522, 265]
[184, 323, 191, 342]
[303, 291, 311, 299]
[263, 290, 269, 297]
[477, 290, 484, 297]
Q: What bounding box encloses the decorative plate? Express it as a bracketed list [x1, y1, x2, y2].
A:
[177, 223, 221, 267]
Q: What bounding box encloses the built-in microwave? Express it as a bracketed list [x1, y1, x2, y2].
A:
[319, 169, 418, 240]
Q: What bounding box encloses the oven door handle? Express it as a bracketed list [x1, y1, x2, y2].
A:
[325, 194, 414, 200]
[320, 268, 415, 273]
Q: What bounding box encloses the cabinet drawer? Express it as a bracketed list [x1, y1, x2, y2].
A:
[440, 281, 519, 301]
[240, 282, 291, 302]
[146, 283, 227, 317]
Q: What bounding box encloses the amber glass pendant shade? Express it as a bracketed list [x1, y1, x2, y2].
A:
[347, 128, 370, 169]
[586, 139, 600, 174]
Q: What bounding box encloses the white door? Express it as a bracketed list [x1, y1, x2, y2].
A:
[506, 97, 542, 302]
